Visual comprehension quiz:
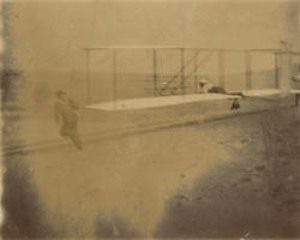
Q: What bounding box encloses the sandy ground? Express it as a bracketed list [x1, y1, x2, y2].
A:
[2, 101, 300, 238]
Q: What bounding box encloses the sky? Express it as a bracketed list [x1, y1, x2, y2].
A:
[9, 1, 299, 71]
[6, 0, 300, 103]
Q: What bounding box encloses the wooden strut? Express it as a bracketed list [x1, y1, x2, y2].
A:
[153, 49, 158, 96]
[245, 51, 252, 90]
[180, 48, 185, 95]
[218, 50, 225, 88]
[86, 50, 91, 104]
[113, 49, 118, 102]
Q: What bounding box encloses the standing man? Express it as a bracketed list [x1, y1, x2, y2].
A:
[54, 90, 83, 150]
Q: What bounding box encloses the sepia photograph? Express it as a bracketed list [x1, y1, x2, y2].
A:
[1, 0, 300, 238]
